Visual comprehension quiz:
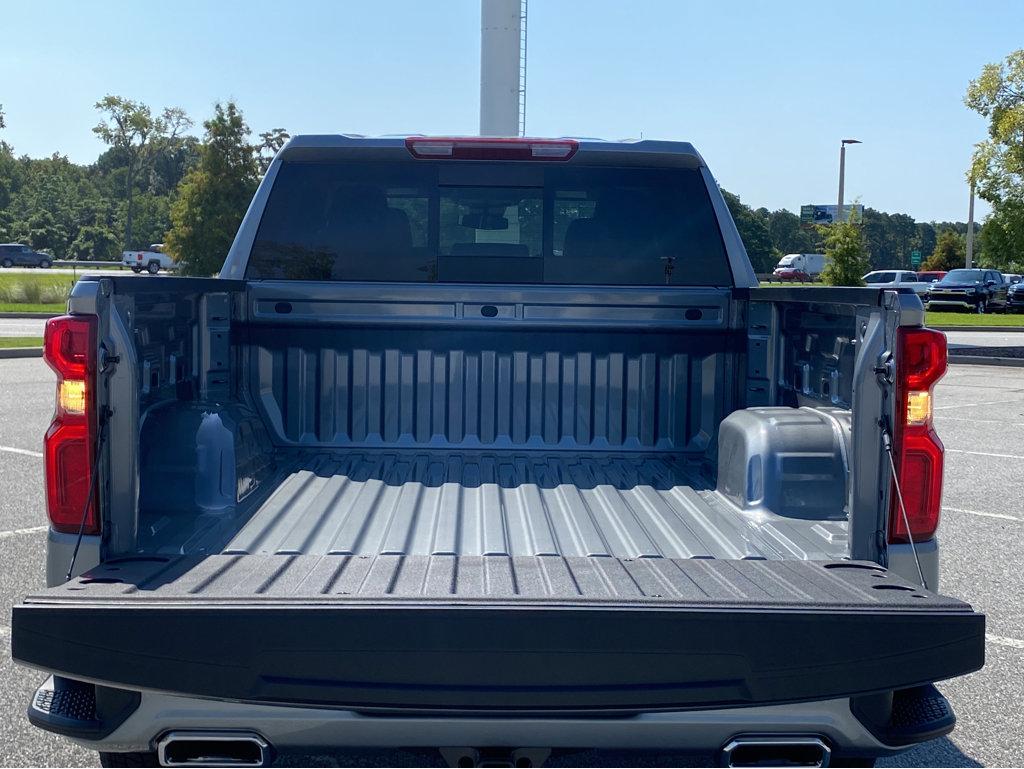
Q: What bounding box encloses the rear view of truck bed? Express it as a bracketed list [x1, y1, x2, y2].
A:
[12, 137, 983, 764]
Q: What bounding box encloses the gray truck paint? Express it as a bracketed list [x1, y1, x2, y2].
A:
[29, 137, 960, 761]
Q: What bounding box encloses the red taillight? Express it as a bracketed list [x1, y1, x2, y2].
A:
[889, 327, 947, 544]
[43, 315, 99, 534]
[405, 136, 579, 161]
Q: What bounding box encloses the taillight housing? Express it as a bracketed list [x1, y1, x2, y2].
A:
[405, 136, 579, 161]
[43, 315, 99, 534]
[888, 327, 947, 544]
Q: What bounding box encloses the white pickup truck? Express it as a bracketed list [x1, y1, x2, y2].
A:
[121, 244, 175, 274]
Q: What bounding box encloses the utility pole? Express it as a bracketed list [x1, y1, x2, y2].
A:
[837, 138, 861, 223]
[965, 179, 975, 269]
[480, 0, 525, 136]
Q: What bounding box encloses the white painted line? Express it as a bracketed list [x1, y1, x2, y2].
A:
[934, 398, 1024, 411]
[947, 448, 1024, 461]
[934, 415, 1024, 426]
[944, 506, 1022, 522]
[0, 445, 43, 459]
[0, 625, 8, 640]
[987, 633, 1024, 650]
[0, 525, 47, 540]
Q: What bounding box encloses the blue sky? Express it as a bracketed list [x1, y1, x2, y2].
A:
[2, 0, 1021, 221]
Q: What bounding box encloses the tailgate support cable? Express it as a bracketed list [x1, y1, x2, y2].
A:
[65, 410, 109, 581]
[880, 422, 928, 590]
[66, 346, 116, 581]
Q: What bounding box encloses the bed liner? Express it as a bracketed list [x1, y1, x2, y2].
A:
[164, 449, 850, 561]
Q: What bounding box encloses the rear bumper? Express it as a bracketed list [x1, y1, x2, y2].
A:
[56, 688, 921, 758]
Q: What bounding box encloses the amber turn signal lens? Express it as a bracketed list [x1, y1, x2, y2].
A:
[58, 379, 87, 415]
[906, 390, 931, 426]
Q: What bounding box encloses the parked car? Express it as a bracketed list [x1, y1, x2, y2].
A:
[0, 243, 53, 268]
[862, 269, 930, 294]
[774, 252, 826, 278]
[121, 243, 176, 274]
[925, 268, 1009, 313]
[12, 136, 984, 768]
[1007, 279, 1024, 312]
[772, 266, 811, 281]
[1003, 273, 1022, 286]
[916, 270, 947, 284]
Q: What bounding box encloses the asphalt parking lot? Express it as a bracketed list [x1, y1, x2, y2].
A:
[0, 358, 1022, 767]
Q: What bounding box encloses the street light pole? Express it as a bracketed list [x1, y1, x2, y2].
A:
[837, 139, 861, 223]
[965, 179, 975, 269]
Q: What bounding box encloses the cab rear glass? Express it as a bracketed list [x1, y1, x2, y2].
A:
[246, 161, 732, 286]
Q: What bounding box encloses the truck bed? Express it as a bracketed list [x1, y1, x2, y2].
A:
[144, 449, 850, 562]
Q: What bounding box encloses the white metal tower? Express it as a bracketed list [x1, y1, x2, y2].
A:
[480, 0, 527, 136]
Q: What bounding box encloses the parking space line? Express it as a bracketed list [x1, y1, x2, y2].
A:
[0, 525, 47, 540]
[935, 415, 1024, 426]
[0, 445, 43, 459]
[934, 398, 1024, 410]
[947, 448, 1024, 460]
[944, 506, 1022, 522]
[987, 633, 1024, 650]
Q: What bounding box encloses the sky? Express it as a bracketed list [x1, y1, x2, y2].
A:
[2, 0, 1021, 222]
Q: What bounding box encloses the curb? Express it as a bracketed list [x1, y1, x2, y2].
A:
[933, 325, 1024, 332]
[0, 347, 43, 359]
[0, 312, 59, 319]
[949, 355, 1024, 368]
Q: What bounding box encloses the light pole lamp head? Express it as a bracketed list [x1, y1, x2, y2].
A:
[841, 138, 862, 146]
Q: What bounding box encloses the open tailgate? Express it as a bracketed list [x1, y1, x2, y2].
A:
[12, 555, 984, 712]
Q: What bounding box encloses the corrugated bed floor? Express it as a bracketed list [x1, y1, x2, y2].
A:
[49, 555, 945, 609]
[224, 451, 849, 561]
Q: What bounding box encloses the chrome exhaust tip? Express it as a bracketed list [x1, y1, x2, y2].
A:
[157, 731, 270, 767]
[720, 736, 831, 767]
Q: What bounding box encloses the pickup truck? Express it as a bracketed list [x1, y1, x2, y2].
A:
[925, 268, 1009, 313]
[121, 244, 176, 274]
[12, 136, 984, 768]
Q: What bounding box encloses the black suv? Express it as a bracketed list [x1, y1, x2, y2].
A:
[0, 243, 53, 269]
[925, 268, 1008, 314]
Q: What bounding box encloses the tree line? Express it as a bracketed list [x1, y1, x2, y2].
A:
[0, 97, 286, 275]
[2, 50, 1022, 279]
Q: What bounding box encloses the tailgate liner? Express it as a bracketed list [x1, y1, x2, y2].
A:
[13, 556, 984, 712]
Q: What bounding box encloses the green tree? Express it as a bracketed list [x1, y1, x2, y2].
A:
[979, 200, 1024, 273]
[766, 209, 819, 256]
[966, 49, 1024, 204]
[257, 128, 290, 174]
[721, 189, 774, 273]
[93, 96, 161, 249]
[69, 218, 119, 260]
[921, 230, 966, 272]
[93, 98, 191, 250]
[165, 102, 260, 276]
[820, 217, 869, 286]
[915, 222, 937, 259]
